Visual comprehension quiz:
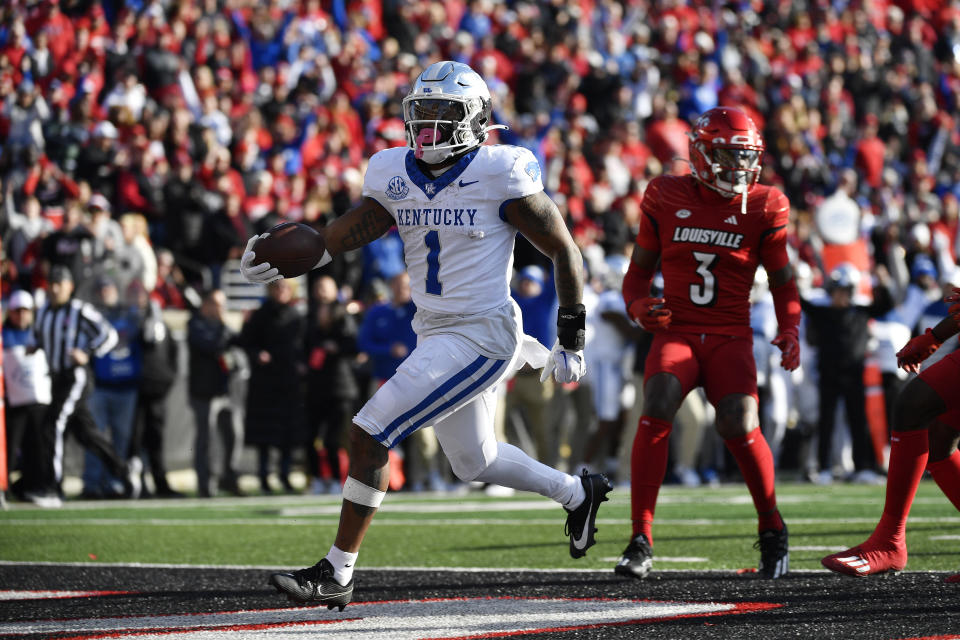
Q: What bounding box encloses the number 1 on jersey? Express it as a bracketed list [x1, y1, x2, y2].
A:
[425, 230, 443, 295]
[690, 251, 718, 306]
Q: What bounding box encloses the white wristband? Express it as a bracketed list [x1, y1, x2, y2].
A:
[313, 249, 333, 270]
[342, 476, 386, 508]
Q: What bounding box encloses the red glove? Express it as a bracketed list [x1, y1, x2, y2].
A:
[628, 297, 672, 332]
[946, 288, 960, 319]
[896, 328, 942, 374]
[771, 331, 800, 371]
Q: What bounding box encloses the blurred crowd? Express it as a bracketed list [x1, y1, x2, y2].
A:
[4, 0, 960, 498]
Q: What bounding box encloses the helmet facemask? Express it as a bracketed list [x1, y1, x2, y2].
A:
[712, 147, 762, 196]
[403, 95, 490, 165]
[691, 142, 762, 198]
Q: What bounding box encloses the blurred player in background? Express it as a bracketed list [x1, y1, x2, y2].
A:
[580, 254, 639, 478]
[822, 289, 960, 577]
[242, 61, 612, 610]
[618, 107, 801, 580]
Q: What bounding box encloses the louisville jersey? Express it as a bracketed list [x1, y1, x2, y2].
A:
[362, 144, 543, 315]
[635, 175, 791, 338]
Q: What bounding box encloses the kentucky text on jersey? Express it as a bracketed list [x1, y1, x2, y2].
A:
[396, 208, 478, 227]
[671, 226, 745, 249]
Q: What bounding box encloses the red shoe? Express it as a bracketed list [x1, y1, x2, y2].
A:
[821, 543, 907, 576]
[945, 574, 960, 583]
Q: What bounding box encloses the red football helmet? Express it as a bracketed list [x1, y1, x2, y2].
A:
[688, 107, 764, 199]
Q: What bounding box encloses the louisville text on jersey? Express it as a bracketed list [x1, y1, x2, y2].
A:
[396, 208, 479, 227]
[671, 226, 745, 249]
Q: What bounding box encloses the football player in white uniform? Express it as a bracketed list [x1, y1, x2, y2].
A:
[241, 61, 613, 610]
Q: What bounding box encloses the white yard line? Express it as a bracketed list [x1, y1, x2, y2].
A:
[10, 491, 949, 512]
[3, 516, 959, 527]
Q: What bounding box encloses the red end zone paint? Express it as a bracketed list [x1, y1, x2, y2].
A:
[0, 596, 782, 640]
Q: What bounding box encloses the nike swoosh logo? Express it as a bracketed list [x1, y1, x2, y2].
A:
[571, 493, 593, 549]
[459, 180, 479, 187]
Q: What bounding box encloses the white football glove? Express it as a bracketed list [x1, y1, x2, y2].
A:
[239, 234, 283, 284]
[540, 338, 586, 383]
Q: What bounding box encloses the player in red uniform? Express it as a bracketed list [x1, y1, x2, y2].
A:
[822, 290, 960, 578]
[617, 107, 801, 579]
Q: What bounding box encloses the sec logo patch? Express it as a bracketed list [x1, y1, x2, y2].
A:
[386, 176, 410, 201]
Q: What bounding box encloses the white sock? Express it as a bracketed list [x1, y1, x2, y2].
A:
[325, 545, 358, 586]
[473, 442, 584, 509]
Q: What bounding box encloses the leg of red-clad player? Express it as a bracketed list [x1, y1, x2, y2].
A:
[822, 354, 957, 576]
[714, 395, 778, 535]
[701, 334, 787, 578]
[616, 334, 696, 579]
[927, 412, 960, 583]
[927, 413, 960, 511]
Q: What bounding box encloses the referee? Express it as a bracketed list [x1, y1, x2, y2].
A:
[33, 265, 141, 501]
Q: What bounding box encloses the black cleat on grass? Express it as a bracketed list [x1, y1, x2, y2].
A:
[565, 471, 613, 559]
[269, 558, 353, 611]
[615, 532, 653, 579]
[756, 522, 789, 579]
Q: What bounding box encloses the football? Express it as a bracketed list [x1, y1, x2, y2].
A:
[252, 222, 327, 279]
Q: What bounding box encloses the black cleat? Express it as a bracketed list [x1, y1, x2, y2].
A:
[269, 558, 353, 610]
[615, 532, 653, 579]
[564, 471, 613, 559]
[756, 522, 789, 579]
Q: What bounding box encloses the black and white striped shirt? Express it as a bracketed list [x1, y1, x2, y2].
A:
[35, 298, 119, 374]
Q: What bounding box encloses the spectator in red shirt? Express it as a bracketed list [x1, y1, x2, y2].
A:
[645, 95, 691, 175]
[151, 249, 187, 310]
[855, 114, 886, 190]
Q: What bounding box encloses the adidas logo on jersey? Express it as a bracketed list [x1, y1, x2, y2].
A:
[724, 215, 738, 225]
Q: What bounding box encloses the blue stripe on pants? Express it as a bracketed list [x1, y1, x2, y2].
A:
[386, 357, 509, 448]
[375, 354, 489, 444]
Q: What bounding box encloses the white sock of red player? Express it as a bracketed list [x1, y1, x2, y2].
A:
[325, 545, 359, 586]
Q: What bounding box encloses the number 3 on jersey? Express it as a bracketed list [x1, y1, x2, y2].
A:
[425, 230, 443, 296]
[690, 251, 718, 306]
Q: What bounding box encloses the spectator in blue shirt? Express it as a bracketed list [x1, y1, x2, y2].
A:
[358, 272, 416, 383]
[85, 278, 145, 498]
[507, 264, 561, 466]
[512, 264, 558, 349]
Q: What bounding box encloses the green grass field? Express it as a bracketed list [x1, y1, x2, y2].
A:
[3, 481, 959, 573]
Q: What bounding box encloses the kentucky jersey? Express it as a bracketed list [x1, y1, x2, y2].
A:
[635, 175, 791, 338]
[362, 145, 543, 315]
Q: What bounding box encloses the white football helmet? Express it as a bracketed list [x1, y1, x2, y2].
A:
[603, 254, 631, 291]
[402, 61, 502, 165]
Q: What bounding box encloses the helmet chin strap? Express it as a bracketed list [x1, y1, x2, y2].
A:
[732, 182, 748, 214]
